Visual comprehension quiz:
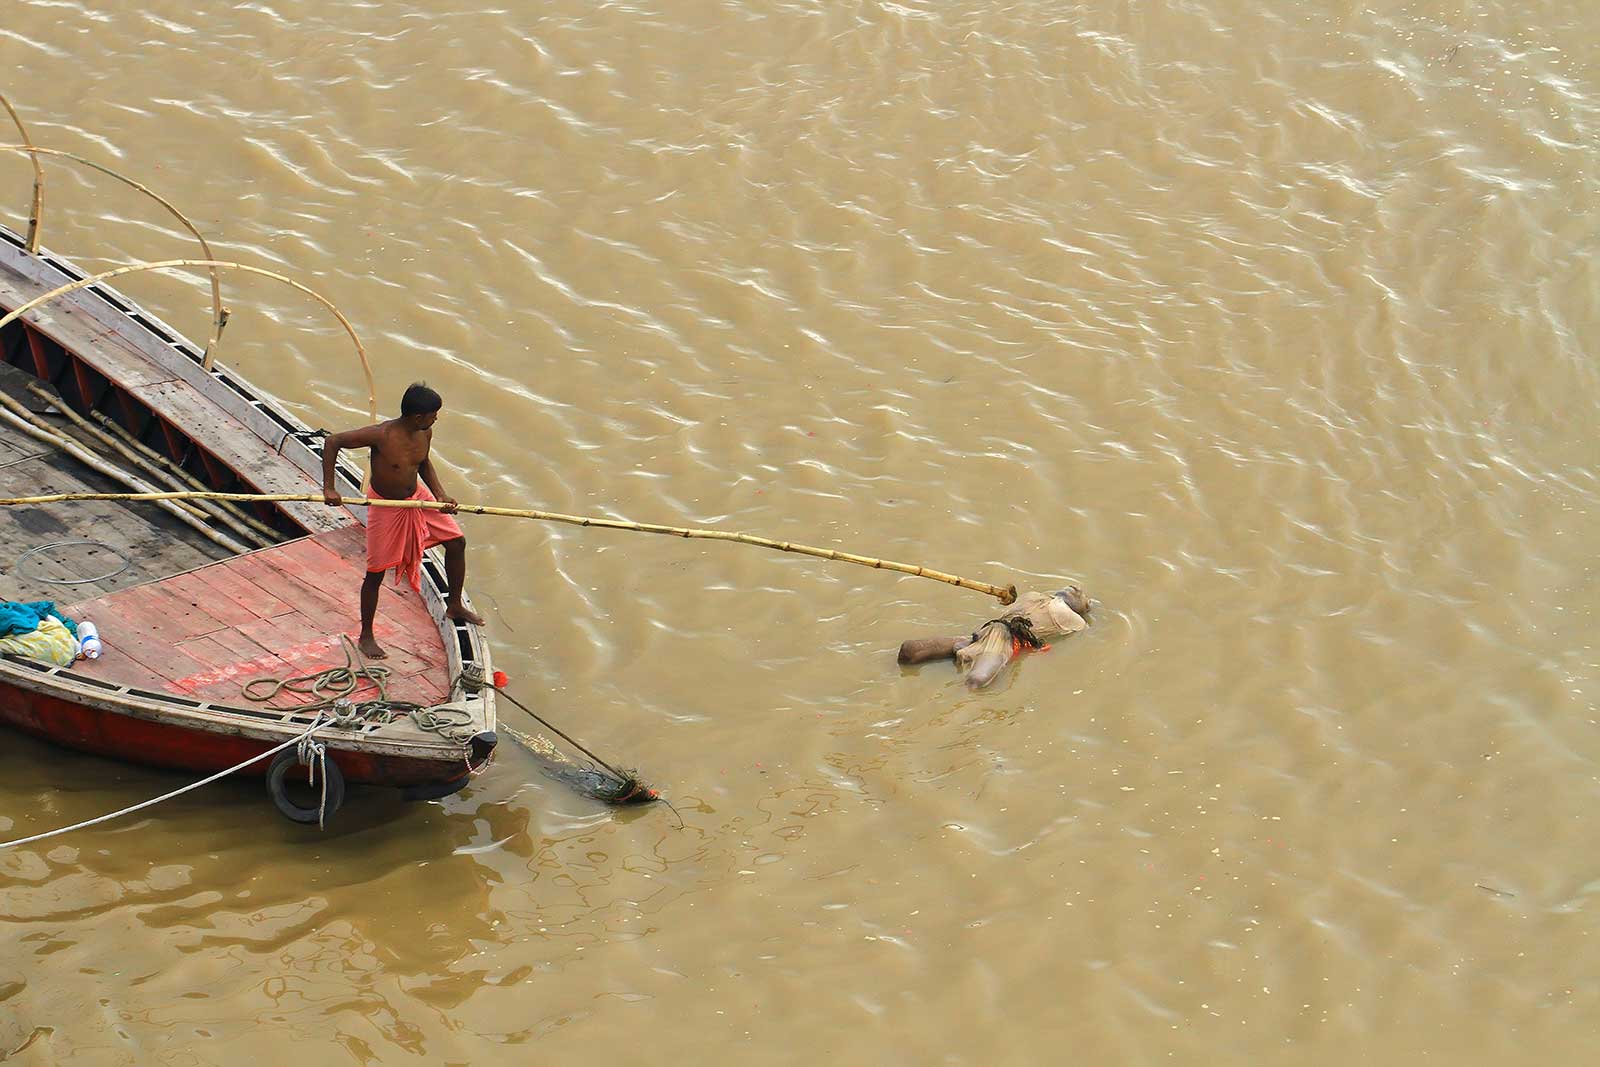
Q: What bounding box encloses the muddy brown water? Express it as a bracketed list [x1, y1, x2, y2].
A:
[2, 1, 1597, 1062]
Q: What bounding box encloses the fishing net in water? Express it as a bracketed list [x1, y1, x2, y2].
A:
[501, 725, 659, 805]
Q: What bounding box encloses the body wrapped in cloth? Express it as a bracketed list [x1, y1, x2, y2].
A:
[897, 586, 1090, 689]
[366, 483, 463, 590]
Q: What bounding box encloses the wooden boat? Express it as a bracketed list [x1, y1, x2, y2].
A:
[0, 217, 497, 823]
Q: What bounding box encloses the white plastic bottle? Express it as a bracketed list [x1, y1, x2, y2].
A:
[77, 620, 102, 660]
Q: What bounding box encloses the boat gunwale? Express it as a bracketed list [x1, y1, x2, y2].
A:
[0, 650, 472, 761]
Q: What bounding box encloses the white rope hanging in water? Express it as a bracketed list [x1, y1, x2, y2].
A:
[0, 715, 332, 850]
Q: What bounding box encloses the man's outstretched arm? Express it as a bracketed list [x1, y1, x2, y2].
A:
[419, 457, 458, 512]
[321, 425, 382, 505]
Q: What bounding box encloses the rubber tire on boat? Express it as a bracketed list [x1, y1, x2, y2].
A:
[266, 748, 346, 824]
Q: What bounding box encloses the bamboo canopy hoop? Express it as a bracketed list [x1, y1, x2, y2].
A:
[0, 259, 377, 422]
[0, 144, 230, 365]
[0, 490, 1020, 604]
[0, 93, 43, 252]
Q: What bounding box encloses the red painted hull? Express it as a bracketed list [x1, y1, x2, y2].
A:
[0, 677, 468, 789]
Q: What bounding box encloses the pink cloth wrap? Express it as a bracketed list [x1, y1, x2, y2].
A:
[365, 482, 463, 590]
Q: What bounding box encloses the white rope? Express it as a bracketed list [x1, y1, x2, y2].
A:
[297, 732, 329, 829]
[0, 715, 331, 850]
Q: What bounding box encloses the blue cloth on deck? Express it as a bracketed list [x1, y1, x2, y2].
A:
[0, 600, 77, 639]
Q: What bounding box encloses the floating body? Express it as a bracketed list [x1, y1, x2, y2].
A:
[898, 586, 1090, 688]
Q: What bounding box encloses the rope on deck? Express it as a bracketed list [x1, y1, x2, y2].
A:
[241, 636, 478, 745]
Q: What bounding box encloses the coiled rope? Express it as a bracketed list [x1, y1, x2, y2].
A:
[0, 714, 334, 850]
[240, 636, 477, 744]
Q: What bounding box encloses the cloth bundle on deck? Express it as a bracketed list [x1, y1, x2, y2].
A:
[0, 600, 79, 666]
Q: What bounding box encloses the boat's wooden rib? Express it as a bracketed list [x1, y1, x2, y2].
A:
[0, 219, 497, 816]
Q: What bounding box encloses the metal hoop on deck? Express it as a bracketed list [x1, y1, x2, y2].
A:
[14, 538, 132, 585]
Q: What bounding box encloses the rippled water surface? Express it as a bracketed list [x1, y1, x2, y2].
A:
[2, 1, 1598, 1062]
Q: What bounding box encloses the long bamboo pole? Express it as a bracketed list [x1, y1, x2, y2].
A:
[90, 410, 281, 542]
[21, 380, 271, 546]
[0, 490, 1019, 604]
[20, 383, 212, 522]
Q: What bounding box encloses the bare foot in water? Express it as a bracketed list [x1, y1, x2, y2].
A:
[357, 634, 387, 659]
[447, 600, 485, 626]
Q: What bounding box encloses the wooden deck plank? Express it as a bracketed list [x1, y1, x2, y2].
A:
[48, 527, 453, 704]
[70, 648, 179, 696]
[352, 636, 432, 681]
[178, 561, 293, 620]
[0, 432, 42, 466]
[315, 524, 367, 560]
[0, 448, 226, 604]
[159, 570, 270, 630]
[226, 553, 356, 627]
[173, 632, 349, 703]
[0, 262, 178, 390]
[194, 624, 277, 665]
[178, 634, 257, 672]
[76, 598, 213, 686]
[234, 612, 324, 657]
[138, 582, 237, 640]
[92, 583, 228, 644]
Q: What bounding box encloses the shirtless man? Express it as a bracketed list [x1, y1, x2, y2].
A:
[322, 382, 484, 658]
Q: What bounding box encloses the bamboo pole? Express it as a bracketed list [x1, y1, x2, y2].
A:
[0, 259, 377, 422]
[0, 490, 1020, 604]
[90, 410, 281, 542]
[0, 409, 251, 556]
[0, 93, 44, 252]
[21, 383, 274, 548]
[0, 144, 230, 365]
[20, 384, 211, 522]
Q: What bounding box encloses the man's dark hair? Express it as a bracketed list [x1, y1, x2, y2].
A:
[400, 382, 443, 416]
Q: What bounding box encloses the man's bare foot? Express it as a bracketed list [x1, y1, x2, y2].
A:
[446, 600, 485, 626]
[357, 634, 387, 659]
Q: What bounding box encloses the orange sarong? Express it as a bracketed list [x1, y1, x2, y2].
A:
[365, 483, 463, 591]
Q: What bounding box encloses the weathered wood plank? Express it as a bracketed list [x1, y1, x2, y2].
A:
[159, 570, 269, 630]
[0, 261, 178, 389]
[70, 646, 180, 695]
[177, 560, 293, 620]
[91, 583, 228, 644]
[0, 444, 225, 603]
[78, 598, 213, 686]
[226, 553, 355, 626]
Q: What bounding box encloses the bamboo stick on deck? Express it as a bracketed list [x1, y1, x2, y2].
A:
[89, 406, 281, 543]
[19, 384, 218, 526]
[0, 409, 251, 556]
[0, 489, 1020, 604]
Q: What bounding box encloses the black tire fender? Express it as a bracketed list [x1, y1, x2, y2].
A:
[266, 747, 346, 824]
